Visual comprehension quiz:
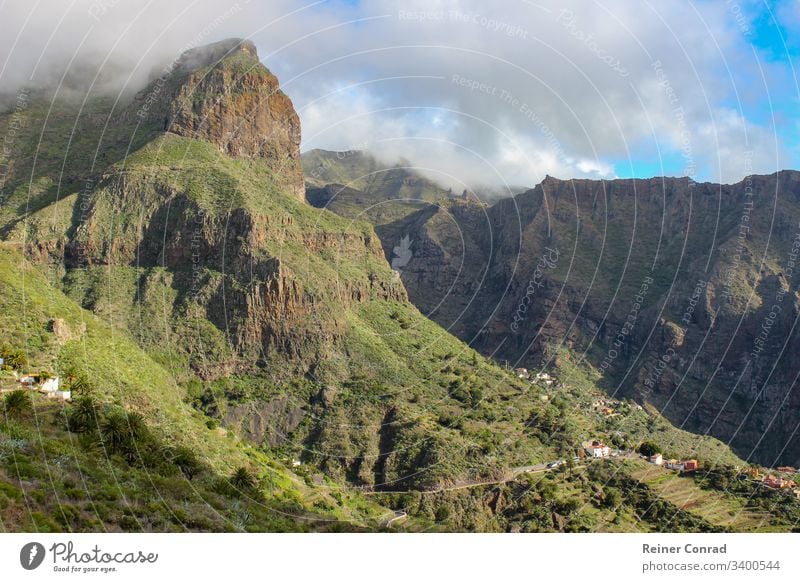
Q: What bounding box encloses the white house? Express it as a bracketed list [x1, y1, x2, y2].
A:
[535, 372, 555, 387]
[665, 459, 685, 470]
[650, 453, 663, 465]
[584, 440, 610, 458]
[39, 377, 60, 393]
[514, 368, 530, 380]
[46, 390, 71, 401]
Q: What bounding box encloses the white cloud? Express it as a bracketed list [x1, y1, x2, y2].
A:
[0, 0, 792, 188]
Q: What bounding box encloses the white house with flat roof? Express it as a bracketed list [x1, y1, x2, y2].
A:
[39, 377, 60, 393]
[583, 440, 610, 458]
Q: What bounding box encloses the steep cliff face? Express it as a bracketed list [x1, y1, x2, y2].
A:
[376, 171, 800, 466]
[0, 245, 386, 532]
[15, 39, 396, 373]
[131, 38, 304, 198]
[56, 138, 405, 374]
[0, 41, 551, 494]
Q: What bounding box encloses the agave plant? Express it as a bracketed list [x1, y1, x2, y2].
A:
[2, 390, 32, 419]
[230, 466, 258, 491]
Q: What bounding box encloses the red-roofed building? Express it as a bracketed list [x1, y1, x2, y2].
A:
[762, 475, 797, 489]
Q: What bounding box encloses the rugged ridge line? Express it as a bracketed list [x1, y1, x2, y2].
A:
[130, 38, 304, 198]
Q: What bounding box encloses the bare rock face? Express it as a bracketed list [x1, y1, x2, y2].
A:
[49, 318, 86, 343]
[377, 171, 800, 466]
[60, 40, 406, 377]
[224, 396, 306, 447]
[134, 38, 304, 199]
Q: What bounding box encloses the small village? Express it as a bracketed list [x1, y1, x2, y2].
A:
[512, 367, 800, 501]
[0, 351, 71, 402]
[741, 465, 799, 497]
[514, 367, 644, 416]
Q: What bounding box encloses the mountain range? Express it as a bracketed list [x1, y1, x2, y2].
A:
[1, 38, 798, 532]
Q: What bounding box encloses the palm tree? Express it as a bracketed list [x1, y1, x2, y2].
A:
[124, 411, 147, 442]
[98, 409, 132, 455]
[62, 367, 77, 384]
[121, 411, 148, 463]
[3, 350, 27, 370]
[68, 374, 92, 396]
[3, 390, 32, 419]
[67, 396, 98, 433]
[230, 467, 257, 491]
[173, 446, 202, 480]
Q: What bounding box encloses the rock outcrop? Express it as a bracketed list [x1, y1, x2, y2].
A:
[377, 171, 800, 466]
[30, 40, 404, 377]
[131, 38, 304, 198]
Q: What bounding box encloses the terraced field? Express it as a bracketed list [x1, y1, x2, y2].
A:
[628, 460, 780, 532]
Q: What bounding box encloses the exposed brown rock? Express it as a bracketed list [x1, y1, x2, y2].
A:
[132, 38, 304, 199]
[378, 171, 800, 466]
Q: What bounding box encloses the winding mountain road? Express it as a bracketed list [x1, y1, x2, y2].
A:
[361, 451, 638, 496]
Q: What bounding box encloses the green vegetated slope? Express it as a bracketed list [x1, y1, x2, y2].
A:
[2, 38, 797, 532]
[303, 148, 450, 202]
[0, 245, 396, 531]
[303, 149, 452, 225]
[302, 149, 522, 224]
[370, 350, 800, 532]
[366, 171, 800, 467]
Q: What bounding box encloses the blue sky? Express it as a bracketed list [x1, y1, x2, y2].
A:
[278, 0, 800, 187]
[592, 0, 800, 181]
[614, 0, 799, 181]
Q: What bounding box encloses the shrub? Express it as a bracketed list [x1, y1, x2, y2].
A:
[172, 446, 203, 480]
[604, 487, 623, 509]
[434, 506, 451, 522]
[119, 515, 141, 531]
[639, 441, 662, 457]
[0, 481, 22, 500]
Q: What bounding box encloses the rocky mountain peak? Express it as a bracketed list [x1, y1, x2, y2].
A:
[174, 37, 258, 74]
[132, 37, 304, 198]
